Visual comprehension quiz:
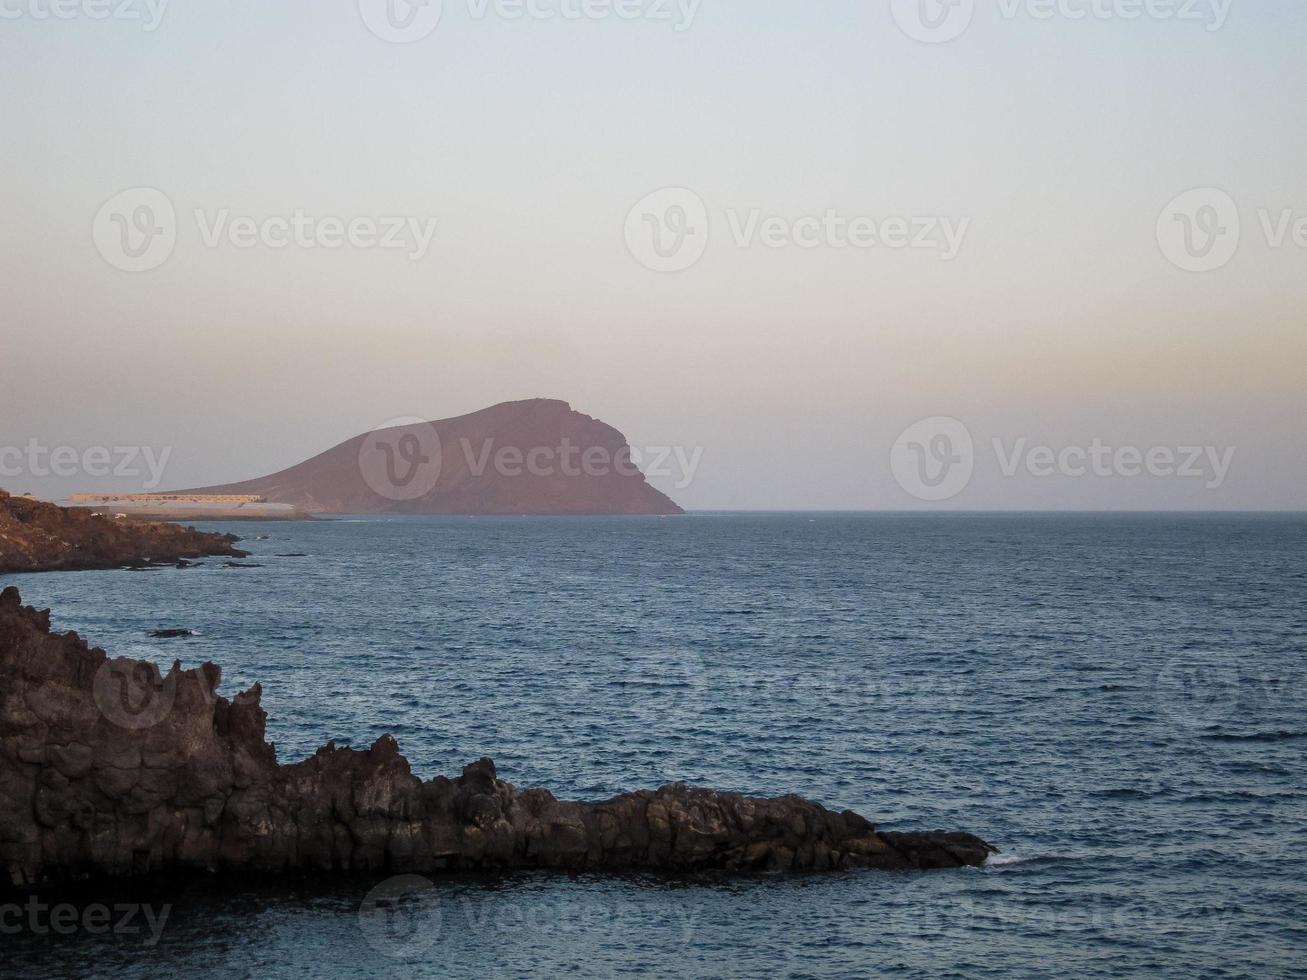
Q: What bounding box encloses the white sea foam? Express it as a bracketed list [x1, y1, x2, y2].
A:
[984, 853, 1033, 868]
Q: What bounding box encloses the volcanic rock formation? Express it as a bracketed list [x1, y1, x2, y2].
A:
[0, 587, 995, 887]
[181, 399, 683, 515]
[0, 491, 246, 574]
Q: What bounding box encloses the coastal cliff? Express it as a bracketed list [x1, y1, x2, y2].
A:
[0, 491, 247, 574]
[180, 399, 684, 516]
[0, 587, 995, 887]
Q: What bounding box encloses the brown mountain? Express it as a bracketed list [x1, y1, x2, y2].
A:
[182, 399, 684, 515]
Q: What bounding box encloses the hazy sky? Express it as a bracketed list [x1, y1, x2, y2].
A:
[2, 1, 1305, 509]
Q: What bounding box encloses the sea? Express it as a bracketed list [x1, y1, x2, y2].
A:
[2, 513, 1305, 979]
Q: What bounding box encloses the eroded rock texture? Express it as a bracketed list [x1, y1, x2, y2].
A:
[0, 491, 246, 574]
[0, 587, 995, 887]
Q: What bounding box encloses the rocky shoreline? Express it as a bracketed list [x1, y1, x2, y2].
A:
[0, 491, 246, 574]
[0, 587, 996, 887]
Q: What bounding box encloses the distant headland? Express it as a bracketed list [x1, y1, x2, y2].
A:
[178, 399, 683, 516]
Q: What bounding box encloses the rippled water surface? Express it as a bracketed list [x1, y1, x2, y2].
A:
[4, 514, 1306, 978]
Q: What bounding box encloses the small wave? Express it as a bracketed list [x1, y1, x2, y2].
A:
[1179, 790, 1304, 804]
[981, 852, 1090, 870]
[1088, 787, 1170, 800]
[1221, 761, 1292, 776]
[984, 854, 1026, 867]
[982, 853, 1057, 869]
[1201, 731, 1306, 743]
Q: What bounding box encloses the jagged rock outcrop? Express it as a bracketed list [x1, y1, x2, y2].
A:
[0, 588, 995, 886]
[180, 399, 684, 515]
[0, 491, 247, 574]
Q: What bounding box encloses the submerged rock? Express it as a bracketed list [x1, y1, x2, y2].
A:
[0, 587, 996, 887]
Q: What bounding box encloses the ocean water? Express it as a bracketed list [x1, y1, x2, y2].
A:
[3, 513, 1305, 979]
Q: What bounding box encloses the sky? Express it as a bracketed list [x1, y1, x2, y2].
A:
[2, 0, 1305, 510]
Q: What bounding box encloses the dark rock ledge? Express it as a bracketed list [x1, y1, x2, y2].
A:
[0, 490, 246, 574]
[0, 587, 996, 888]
